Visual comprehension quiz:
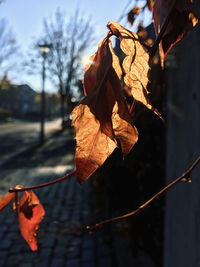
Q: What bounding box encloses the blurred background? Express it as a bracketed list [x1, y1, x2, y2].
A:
[0, 0, 152, 142]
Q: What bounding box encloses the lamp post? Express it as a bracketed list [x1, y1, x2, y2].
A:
[38, 43, 52, 144]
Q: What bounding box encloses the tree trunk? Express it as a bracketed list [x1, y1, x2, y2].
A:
[60, 93, 65, 130]
[164, 3, 200, 266]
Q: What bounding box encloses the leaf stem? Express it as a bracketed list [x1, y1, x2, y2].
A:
[9, 169, 76, 193]
[14, 192, 19, 216]
[87, 156, 200, 229]
[129, 98, 136, 115]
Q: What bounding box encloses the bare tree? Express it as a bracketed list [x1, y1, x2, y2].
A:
[0, 18, 18, 73]
[39, 9, 94, 129]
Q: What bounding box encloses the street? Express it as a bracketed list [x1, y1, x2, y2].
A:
[0, 119, 62, 164]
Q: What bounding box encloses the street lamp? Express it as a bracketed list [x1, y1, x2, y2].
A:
[38, 43, 52, 144]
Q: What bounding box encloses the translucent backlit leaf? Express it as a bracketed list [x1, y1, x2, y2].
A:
[19, 190, 45, 251]
[72, 36, 137, 183]
[107, 21, 161, 118]
[0, 192, 15, 211]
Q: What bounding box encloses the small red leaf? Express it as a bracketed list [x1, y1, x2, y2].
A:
[0, 192, 15, 211]
[19, 190, 45, 251]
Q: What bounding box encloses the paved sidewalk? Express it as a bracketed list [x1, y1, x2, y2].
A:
[0, 130, 113, 267]
[0, 130, 155, 267]
[0, 166, 112, 267]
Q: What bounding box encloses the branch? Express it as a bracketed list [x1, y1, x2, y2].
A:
[129, 98, 136, 115]
[9, 170, 76, 193]
[150, 1, 176, 58]
[85, 156, 200, 231]
[14, 192, 19, 216]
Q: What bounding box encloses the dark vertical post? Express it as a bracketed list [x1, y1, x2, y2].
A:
[40, 53, 46, 144]
[164, 2, 200, 266]
[38, 43, 51, 144]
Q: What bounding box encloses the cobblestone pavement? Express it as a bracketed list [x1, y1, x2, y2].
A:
[0, 166, 113, 267]
[0, 131, 155, 267]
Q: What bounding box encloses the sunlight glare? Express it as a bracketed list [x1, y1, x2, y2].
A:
[81, 55, 92, 67]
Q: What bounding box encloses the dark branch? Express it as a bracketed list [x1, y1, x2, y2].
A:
[85, 156, 200, 230]
[9, 170, 76, 193]
[150, 1, 176, 58]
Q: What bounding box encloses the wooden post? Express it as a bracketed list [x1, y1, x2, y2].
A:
[164, 3, 200, 266]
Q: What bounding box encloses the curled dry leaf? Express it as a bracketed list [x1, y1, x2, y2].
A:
[83, 36, 122, 95]
[19, 190, 45, 251]
[0, 192, 15, 211]
[107, 21, 161, 118]
[72, 36, 138, 183]
[153, 0, 198, 64]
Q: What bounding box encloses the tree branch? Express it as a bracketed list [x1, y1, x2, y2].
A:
[150, 1, 176, 59]
[86, 156, 200, 231]
[9, 170, 76, 193]
[129, 98, 136, 115]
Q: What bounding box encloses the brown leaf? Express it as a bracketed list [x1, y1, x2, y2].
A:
[0, 192, 15, 211]
[72, 36, 138, 183]
[83, 36, 122, 95]
[107, 21, 161, 118]
[147, 0, 154, 11]
[128, 6, 141, 25]
[153, 0, 198, 64]
[72, 104, 117, 183]
[19, 190, 45, 251]
[108, 63, 138, 156]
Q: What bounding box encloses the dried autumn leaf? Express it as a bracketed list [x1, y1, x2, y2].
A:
[107, 21, 161, 118]
[83, 36, 122, 96]
[72, 36, 138, 183]
[153, 0, 198, 64]
[72, 104, 117, 183]
[0, 192, 15, 211]
[147, 0, 154, 11]
[19, 190, 45, 251]
[128, 6, 141, 25]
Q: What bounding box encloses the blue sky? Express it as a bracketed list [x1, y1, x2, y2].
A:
[1, 0, 152, 92]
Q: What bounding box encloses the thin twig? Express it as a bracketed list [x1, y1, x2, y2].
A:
[150, 1, 176, 58]
[9, 169, 76, 193]
[86, 156, 200, 230]
[129, 98, 136, 115]
[14, 192, 19, 216]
